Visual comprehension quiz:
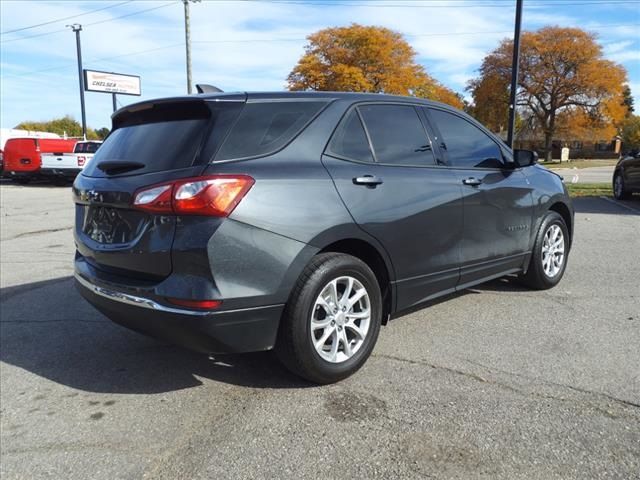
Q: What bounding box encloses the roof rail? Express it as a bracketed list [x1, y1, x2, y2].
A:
[195, 84, 224, 94]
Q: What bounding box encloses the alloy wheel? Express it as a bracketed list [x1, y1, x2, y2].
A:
[541, 224, 565, 278]
[614, 175, 623, 199]
[310, 276, 371, 363]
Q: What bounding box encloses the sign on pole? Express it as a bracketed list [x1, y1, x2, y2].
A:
[83, 70, 141, 96]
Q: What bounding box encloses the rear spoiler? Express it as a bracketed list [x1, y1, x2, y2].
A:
[195, 84, 223, 93]
[111, 93, 247, 128]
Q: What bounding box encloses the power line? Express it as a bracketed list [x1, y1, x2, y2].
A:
[4, 20, 637, 81]
[2, 0, 635, 44]
[3, 43, 186, 79]
[0, 1, 134, 35]
[0, 28, 68, 44]
[242, 0, 640, 7]
[0, 2, 178, 44]
[190, 23, 639, 44]
[84, 1, 178, 27]
[231, 0, 639, 2]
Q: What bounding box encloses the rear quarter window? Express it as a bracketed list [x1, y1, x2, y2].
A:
[215, 101, 327, 161]
[327, 109, 374, 163]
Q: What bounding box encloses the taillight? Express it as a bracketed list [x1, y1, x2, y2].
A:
[166, 298, 222, 310]
[132, 175, 254, 216]
[133, 184, 173, 213]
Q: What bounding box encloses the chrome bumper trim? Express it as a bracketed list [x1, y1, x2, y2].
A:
[74, 273, 217, 317]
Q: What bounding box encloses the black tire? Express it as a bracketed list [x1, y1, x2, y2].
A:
[519, 211, 569, 290]
[613, 172, 630, 200]
[52, 177, 69, 186]
[276, 252, 382, 384]
[12, 177, 30, 185]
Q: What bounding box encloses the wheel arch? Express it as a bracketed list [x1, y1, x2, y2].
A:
[318, 238, 394, 324]
[549, 201, 573, 248]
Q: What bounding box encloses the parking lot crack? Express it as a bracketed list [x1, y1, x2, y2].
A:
[376, 354, 640, 414]
[374, 354, 490, 384]
[4, 226, 73, 241]
[461, 358, 640, 410]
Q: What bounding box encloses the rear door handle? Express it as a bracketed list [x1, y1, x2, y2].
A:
[462, 177, 482, 186]
[353, 175, 383, 187]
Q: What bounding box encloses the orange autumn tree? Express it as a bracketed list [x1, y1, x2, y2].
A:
[468, 26, 628, 161]
[287, 24, 463, 108]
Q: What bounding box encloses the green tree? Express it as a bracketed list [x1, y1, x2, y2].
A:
[15, 115, 98, 139]
[95, 127, 110, 140]
[621, 115, 640, 151]
[622, 85, 634, 116]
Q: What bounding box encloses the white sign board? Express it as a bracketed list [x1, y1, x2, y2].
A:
[84, 70, 141, 96]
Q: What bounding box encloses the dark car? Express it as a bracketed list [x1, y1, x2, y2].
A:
[613, 150, 640, 200]
[73, 91, 574, 384]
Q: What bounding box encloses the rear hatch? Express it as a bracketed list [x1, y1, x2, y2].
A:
[41, 153, 81, 170]
[73, 95, 246, 280]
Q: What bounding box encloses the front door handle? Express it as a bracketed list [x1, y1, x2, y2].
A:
[353, 175, 384, 187]
[462, 177, 482, 186]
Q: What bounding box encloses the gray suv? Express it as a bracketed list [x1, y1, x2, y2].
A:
[73, 91, 574, 383]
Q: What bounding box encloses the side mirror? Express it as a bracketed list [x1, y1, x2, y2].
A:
[514, 149, 538, 167]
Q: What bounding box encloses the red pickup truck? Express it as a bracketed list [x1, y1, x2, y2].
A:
[2, 137, 78, 183]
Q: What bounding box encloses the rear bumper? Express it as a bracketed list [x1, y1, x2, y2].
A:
[75, 268, 284, 355]
[7, 170, 36, 178]
[41, 167, 81, 178]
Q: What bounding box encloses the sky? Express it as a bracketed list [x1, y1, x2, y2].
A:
[1, 0, 639, 130]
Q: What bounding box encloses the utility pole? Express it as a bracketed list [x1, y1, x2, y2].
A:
[183, 0, 201, 94]
[67, 23, 87, 140]
[507, 0, 523, 148]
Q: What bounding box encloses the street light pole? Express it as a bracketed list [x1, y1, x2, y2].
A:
[68, 23, 87, 140]
[183, 0, 193, 94]
[507, 0, 523, 148]
[183, 0, 201, 94]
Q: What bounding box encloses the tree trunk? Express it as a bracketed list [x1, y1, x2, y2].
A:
[543, 111, 556, 162]
[544, 131, 553, 162]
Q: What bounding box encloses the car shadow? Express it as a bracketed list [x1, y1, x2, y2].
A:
[0, 274, 564, 395]
[391, 276, 526, 322]
[470, 276, 530, 293]
[0, 277, 314, 394]
[572, 196, 639, 216]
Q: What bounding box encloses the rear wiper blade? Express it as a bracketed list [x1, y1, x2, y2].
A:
[97, 160, 145, 174]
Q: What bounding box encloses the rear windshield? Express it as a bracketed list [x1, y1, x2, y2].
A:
[88, 120, 206, 171]
[83, 102, 211, 176]
[215, 101, 327, 161]
[75, 142, 100, 153]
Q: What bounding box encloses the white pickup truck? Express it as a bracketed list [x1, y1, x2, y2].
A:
[41, 141, 102, 179]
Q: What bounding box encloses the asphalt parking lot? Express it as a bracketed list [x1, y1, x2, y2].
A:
[1, 180, 638, 479]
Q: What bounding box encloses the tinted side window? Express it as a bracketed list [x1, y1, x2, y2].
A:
[358, 105, 434, 166]
[216, 101, 327, 161]
[358, 104, 435, 166]
[327, 110, 374, 162]
[428, 109, 503, 168]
